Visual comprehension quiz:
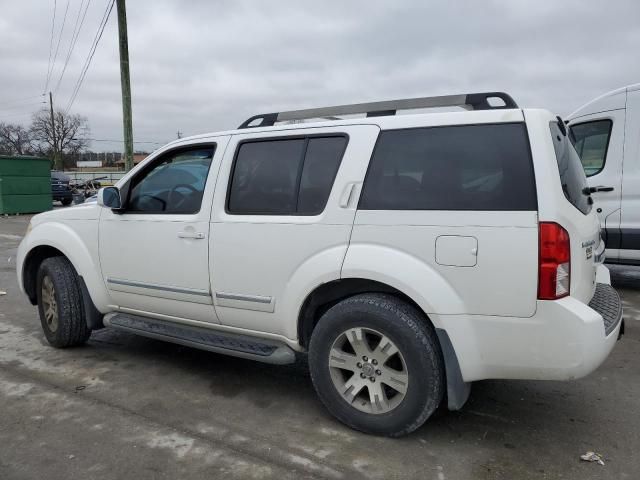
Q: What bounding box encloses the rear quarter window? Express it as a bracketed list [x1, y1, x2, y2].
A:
[359, 123, 537, 211]
[550, 121, 592, 215]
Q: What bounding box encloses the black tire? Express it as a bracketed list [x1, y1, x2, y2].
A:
[36, 256, 91, 348]
[309, 293, 444, 437]
[61, 198, 73, 206]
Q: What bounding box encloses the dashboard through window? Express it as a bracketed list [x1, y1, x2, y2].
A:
[127, 146, 215, 214]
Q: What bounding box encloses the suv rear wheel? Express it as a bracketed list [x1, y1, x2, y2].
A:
[308, 293, 444, 437]
[36, 256, 91, 348]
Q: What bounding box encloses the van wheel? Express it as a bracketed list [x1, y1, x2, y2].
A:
[61, 198, 73, 206]
[36, 257, 91, 348]
[308, 293, 444, 437]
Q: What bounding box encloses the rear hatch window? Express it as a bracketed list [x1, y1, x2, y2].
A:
[549, 120, 592, 215]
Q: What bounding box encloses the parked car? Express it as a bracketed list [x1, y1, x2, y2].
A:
[16, 92, 623, 437]
[70, 176, 106, 200]
[50, 171, 73, 206]
[567, 83, 640, 265]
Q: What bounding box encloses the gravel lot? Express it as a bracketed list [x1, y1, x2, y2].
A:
[1, 213, 639, 479]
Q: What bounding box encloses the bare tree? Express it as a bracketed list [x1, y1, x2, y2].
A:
[30, 109, 90, 169]
[0, 122, 34, 155]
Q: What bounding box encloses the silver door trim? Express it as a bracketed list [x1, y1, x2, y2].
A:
[106, 278, 211, 297]
[215, 292, 272, 304]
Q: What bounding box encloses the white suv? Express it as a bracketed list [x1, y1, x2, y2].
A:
[16, 92, 623, 437]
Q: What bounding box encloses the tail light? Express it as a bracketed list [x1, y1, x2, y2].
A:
[538, 222, 571, 300]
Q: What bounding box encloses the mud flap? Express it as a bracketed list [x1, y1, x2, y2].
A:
[436, 328, 471, 410]
[79, 276, 105, 330]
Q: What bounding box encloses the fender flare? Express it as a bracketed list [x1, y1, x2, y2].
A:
[280, 245, 347, 340]
[341, 244, 466, 325]
[21, 221, 111, 313]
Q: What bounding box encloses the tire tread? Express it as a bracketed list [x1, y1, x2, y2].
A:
[309, 293, 444, 437]
[38, 256, 91, 348]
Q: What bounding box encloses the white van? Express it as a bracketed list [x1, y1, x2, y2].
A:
[17, 92, 622, 437]
[567, 83, 640, 265]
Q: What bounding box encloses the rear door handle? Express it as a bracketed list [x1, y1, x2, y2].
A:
[339, 182, 360, 208]
[178, 231, 205, 239]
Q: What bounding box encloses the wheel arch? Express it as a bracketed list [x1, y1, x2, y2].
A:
[297, 278, 471, 411]
[23, 245, 65, 304]
[22, 243, 106, 330]
[298, 278, 427, 349]
[20, 222, 110, 315]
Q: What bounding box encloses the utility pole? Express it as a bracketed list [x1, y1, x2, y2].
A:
[49, 92, 61, 170]
[116, 0, 134, 171]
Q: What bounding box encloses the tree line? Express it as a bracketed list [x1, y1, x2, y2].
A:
[0, 108, 90, 169]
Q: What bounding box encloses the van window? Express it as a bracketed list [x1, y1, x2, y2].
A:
[569, 120, 613, 177]
[227, 135, 347, 215]
[550, 121, 592, 215]
[359, 123, 537, 211]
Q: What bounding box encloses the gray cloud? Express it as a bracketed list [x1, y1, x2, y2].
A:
[1, 0, 639, 151]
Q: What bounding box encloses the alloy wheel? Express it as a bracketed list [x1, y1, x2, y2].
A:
[328, 327, 408, 414]
[41, 275, 59, 333]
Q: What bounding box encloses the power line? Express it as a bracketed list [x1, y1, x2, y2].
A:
[54, 0, 92, 95]
[65, 0, 114, 113]
[65, 0, 115, 114]
[0, 94, 46, 108]
[0, 101, 47, 113]
[48, 0, 71, 93]
[44, 0, 57, 93]
[0, 112, 36, 121]
[88, 138, 166, 145]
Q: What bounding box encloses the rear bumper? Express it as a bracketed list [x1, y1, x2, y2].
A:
[588, 283, 623, 336]
[440, 266, 622, 382]
[52, 190, 72, 201]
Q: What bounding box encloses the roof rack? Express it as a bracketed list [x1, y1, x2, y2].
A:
[238, 91, 518, 129]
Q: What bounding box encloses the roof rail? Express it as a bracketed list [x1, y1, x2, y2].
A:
[238, 92, 518, 129]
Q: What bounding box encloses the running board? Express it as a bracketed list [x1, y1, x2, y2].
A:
[103, 313, 296, 365]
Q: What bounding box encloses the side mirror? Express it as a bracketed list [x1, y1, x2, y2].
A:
[97, 187, 122, 209]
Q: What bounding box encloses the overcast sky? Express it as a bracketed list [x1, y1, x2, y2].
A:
[1, 0, 639, 152]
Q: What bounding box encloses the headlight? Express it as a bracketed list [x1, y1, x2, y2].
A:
[25, 222, 33, 236]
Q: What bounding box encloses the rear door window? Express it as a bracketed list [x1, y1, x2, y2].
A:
[550, 120, 592, 215]
[227, 135, 347, 215]
[297, 137, 347, 214]
[569, 120, 613, 177]
[359, 123, 537, 211]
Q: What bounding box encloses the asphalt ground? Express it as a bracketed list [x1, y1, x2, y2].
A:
[1, 213, 638, 479]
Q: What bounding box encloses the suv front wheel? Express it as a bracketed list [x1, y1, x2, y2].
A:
[36, 256, 91, 348]
[309, 293, 444, 437]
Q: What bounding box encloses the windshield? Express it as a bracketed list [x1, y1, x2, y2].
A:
[549, 120, 592, 215]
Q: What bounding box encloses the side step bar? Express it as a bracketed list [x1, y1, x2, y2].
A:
[103, 313, 296, 365]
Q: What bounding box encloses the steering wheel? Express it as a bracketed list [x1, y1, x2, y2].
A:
[167, 183, 198, 210]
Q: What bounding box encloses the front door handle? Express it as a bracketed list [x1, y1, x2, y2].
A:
[178, 231, 205, 239]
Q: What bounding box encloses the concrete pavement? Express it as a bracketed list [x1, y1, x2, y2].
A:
[1, 214, 639, 479]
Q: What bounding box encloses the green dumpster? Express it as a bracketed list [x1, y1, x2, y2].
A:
[0, 156, 52, 214]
